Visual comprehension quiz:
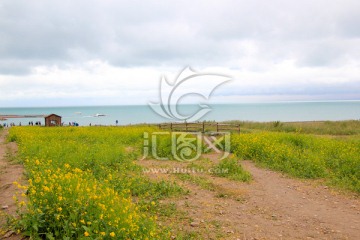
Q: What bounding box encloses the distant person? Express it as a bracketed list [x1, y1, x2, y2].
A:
[116, 120, 118, 126]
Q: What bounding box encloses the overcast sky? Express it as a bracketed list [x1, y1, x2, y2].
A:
[0, 0, 360, 107]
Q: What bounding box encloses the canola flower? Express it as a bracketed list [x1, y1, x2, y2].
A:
[231, 132, 360, 193]
[9, 126, 172, 239]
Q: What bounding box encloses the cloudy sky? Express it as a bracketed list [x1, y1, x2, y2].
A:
[0, 0, 359, 107]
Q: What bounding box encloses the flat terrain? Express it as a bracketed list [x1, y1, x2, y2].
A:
[139, 154, 360, 239]
[1, 125, 360, 239]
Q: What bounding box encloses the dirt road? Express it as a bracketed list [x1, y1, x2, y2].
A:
[0, 130, 24, 239]
[139, 154, 360, 239]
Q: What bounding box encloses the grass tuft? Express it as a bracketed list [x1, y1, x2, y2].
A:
[213, 157, 251, 182]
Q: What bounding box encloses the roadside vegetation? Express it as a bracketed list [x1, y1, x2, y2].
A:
[231, 132, 360, 193]
[225, 120, 360, 135]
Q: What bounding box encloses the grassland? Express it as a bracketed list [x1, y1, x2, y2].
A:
[231, 132, 360, 193]
[226, 120, 360, 193]
[4, 120, 360, 239]
[225, 120, 360, 135]
[8, 126, 186, 239]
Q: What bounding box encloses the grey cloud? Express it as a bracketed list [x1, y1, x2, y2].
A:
[295, 41, 347, 67]
[0, 0, 359, 73]
[221, 81, 360, 96]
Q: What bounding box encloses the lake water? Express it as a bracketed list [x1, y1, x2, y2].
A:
[1, 101, 360, 126]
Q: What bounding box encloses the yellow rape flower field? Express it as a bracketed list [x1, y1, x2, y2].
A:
[2, 123, 360, 239]
[8, 126, 185, 239]
[231, 132, 360, 192]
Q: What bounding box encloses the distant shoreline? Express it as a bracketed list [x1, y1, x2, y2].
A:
[1, 99, 360, 109]
[1, 102, 360, 125]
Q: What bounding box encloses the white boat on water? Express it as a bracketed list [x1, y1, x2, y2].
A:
[94, 113, 106, 117]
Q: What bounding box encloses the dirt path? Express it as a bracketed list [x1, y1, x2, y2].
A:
[239, 160, 359, 239]
[139, 154, 360, 239]
[0, 129, 25, 239]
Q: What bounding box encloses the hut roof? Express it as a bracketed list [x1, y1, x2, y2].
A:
[45, 114, 62, 118]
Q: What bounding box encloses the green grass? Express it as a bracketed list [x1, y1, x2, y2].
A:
[7, 122, 360, 238]
[176, 156, 251, 184]
[231, 132, 360, 193]
[225, 120, 360, 135]
[212, 157, 251, 182]
[146, 132, 212, 161]
[8, 126, 186, 239]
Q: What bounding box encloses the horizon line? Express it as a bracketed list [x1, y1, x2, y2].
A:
[1, 99, 360, 108]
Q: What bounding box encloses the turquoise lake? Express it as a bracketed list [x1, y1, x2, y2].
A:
[1, 101, 360, 126]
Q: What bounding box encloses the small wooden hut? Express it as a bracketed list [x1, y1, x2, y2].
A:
[45, 114, 62, 127]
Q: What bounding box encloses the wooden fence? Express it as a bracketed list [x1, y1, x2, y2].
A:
[158, 122, 240, 134]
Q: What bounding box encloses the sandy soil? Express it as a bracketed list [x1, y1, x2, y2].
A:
[0, 130, 25, 239]
[138, 153, 360, 239]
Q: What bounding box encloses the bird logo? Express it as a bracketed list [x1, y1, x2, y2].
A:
[149, 67, 231, 122]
